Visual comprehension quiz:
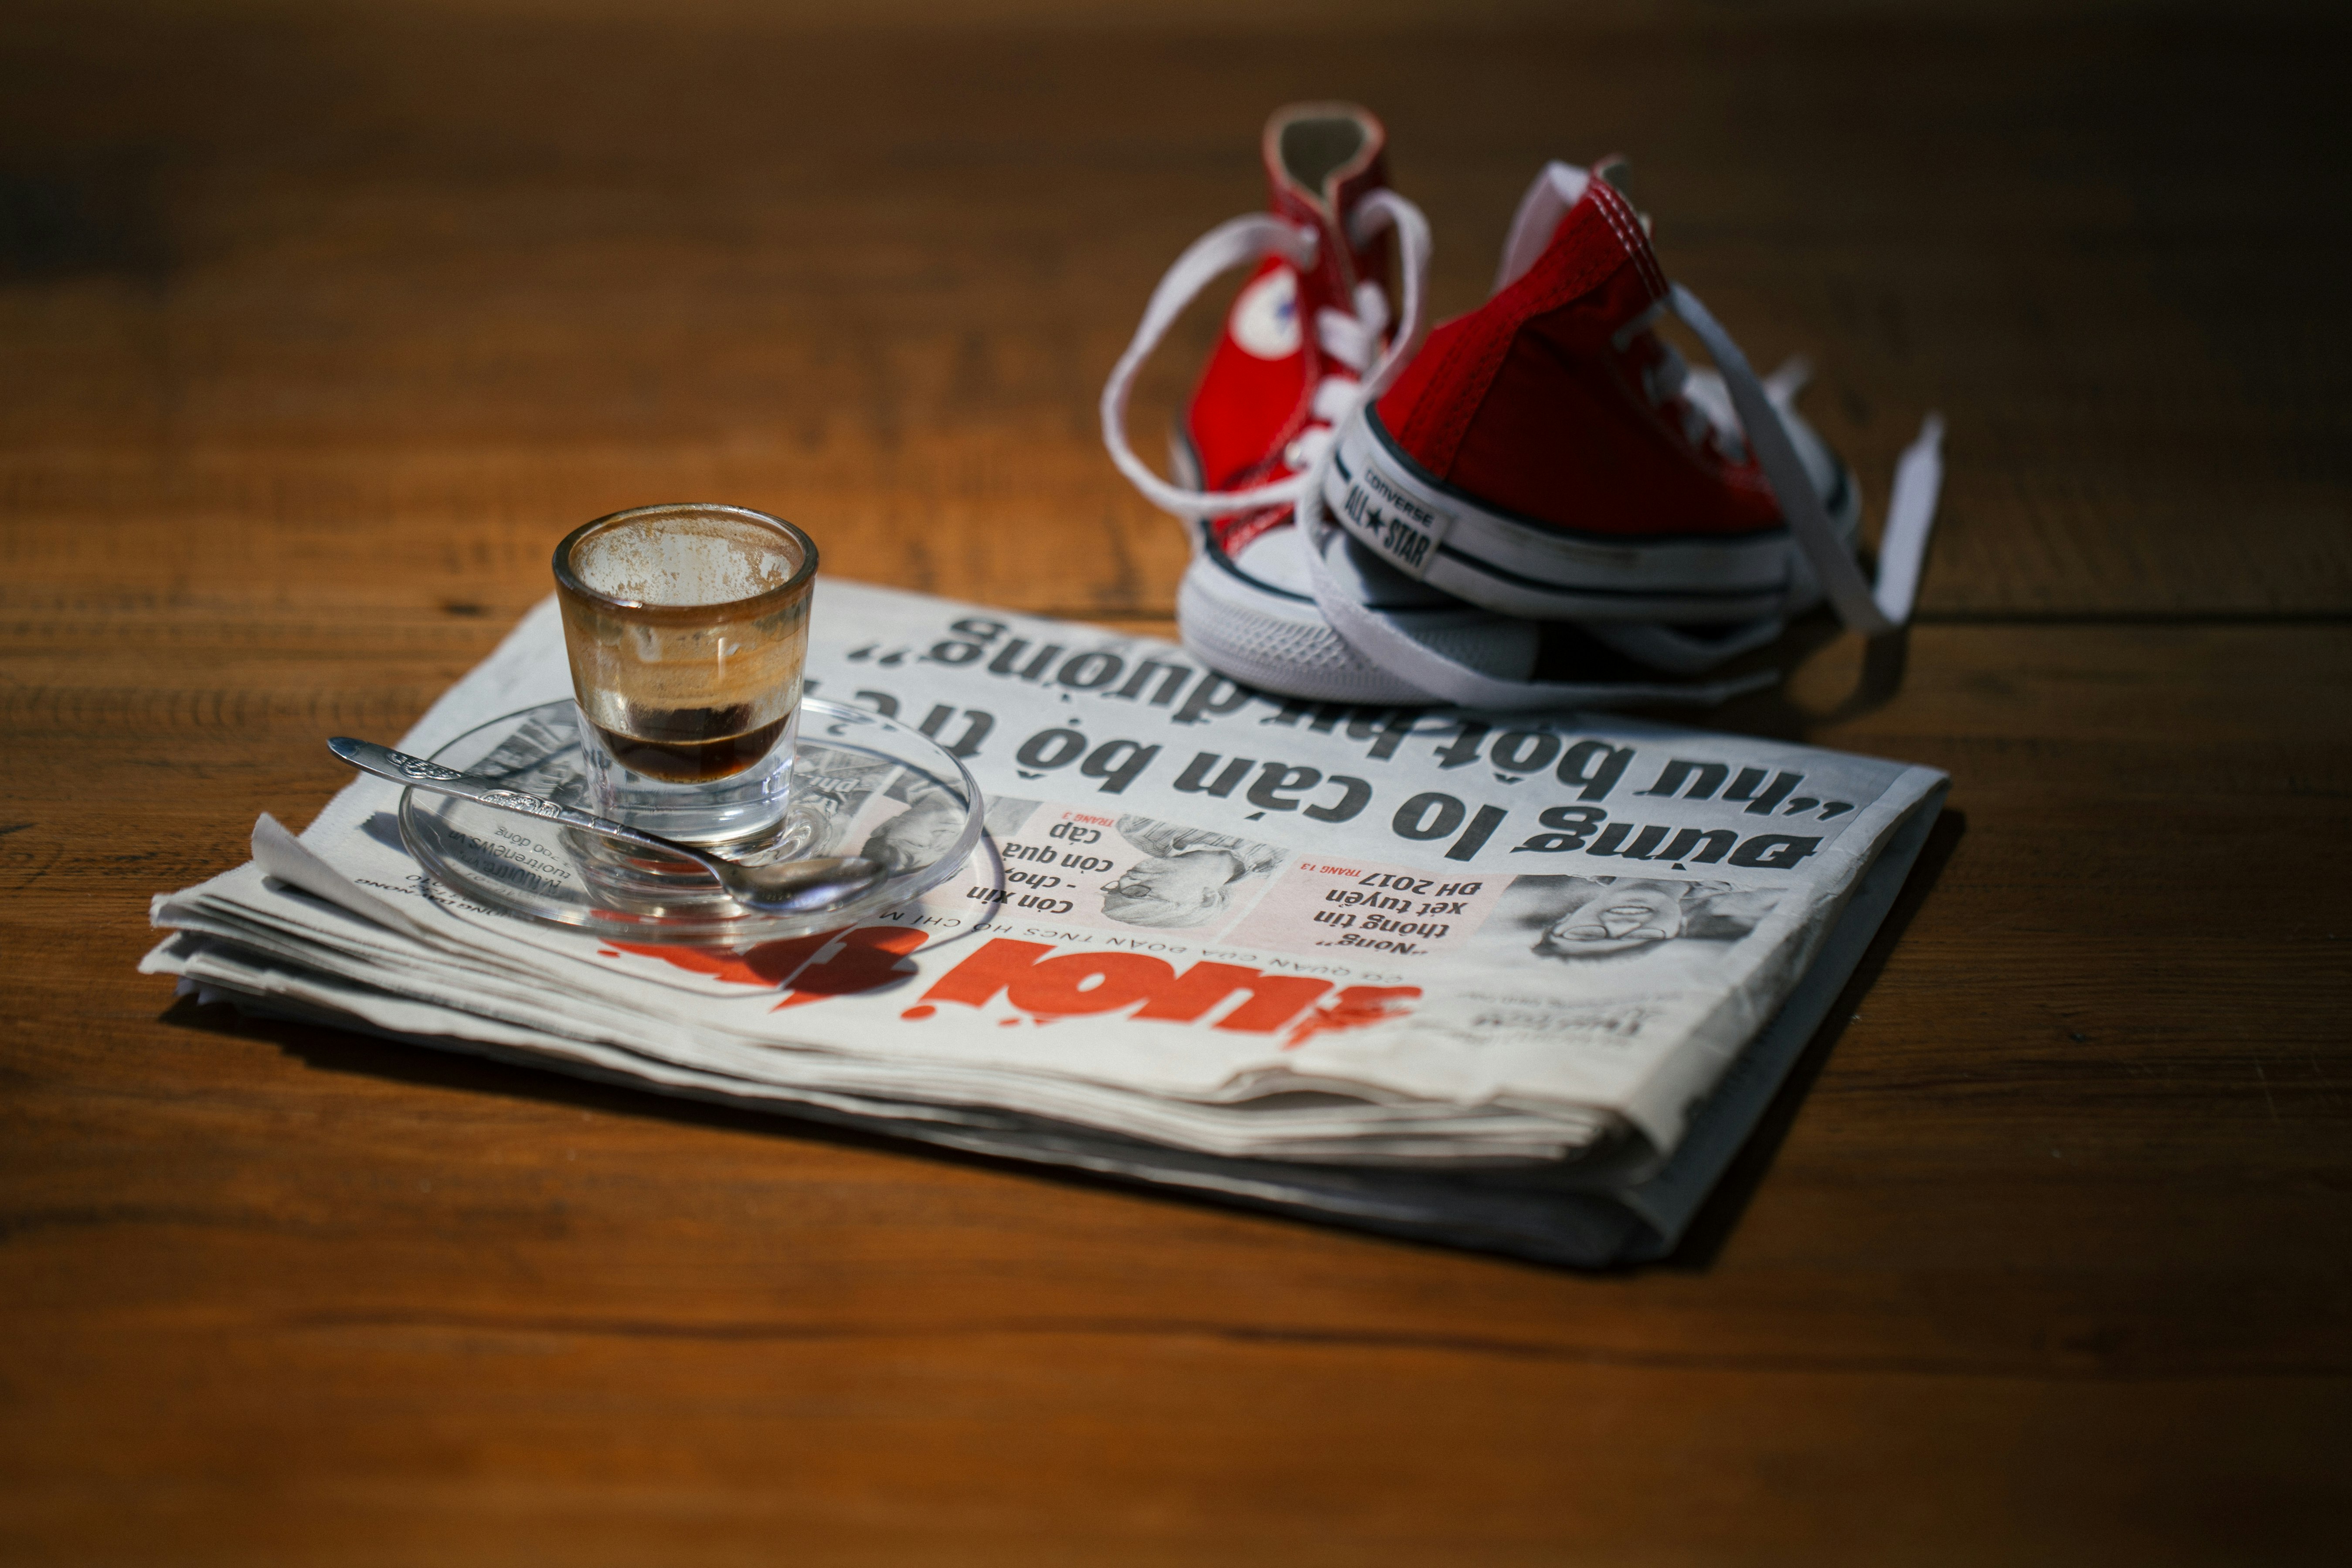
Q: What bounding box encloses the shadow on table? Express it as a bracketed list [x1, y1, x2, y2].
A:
[1652, 803, 1966, 1272]
[1727, 625, 1914, 738]
[156, 992, 995, 1168]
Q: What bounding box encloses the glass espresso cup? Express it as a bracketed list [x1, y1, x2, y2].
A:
[553, 503, 816, 844]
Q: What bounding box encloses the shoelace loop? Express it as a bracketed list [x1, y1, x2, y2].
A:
[1100, 192, 1430, 521]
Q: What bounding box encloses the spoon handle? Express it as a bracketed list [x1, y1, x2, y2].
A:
[327, 736, 691, 862]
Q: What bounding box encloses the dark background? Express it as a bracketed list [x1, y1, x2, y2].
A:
[3, 2, 2346, 1561]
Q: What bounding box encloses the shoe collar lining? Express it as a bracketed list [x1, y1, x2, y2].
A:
[1264, 104, 1383, 222]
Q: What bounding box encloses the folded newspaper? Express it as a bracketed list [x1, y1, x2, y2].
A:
[145, 580, 1946, 1265]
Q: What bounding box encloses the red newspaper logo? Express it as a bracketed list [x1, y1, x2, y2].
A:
[902, 938, 1420, 1045]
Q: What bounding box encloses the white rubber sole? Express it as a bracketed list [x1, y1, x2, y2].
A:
[1177, 524, 1541, 704]
[1167, 430, 1544, 704]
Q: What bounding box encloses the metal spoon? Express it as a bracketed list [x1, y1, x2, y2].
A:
[328, 736, 884, 914]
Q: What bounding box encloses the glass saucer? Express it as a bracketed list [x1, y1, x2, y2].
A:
[396, 696, 983, 942]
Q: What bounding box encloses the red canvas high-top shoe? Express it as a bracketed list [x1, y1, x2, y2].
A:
[1295, 160, 1944, 708]
[1102, 104, 1547, 704]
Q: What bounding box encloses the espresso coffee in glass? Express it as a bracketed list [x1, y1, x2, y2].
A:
[554, 503, 816, 844]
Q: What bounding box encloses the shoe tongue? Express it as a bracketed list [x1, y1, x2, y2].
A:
[1494, 162, 1589, 293]
[1262, 103, 1390, 302]
[1492, 157, 1662, 306]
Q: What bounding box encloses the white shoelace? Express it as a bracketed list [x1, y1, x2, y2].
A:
[1100, 190, 1432, 520]
[1669, 284, 1944, 636]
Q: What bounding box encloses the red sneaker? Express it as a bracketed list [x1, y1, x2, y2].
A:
[1297, 160, 1944, 707]
[1102, 104, 1548, 704]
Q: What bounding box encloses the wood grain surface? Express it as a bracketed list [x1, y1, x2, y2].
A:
[3, 3, 2347, 1562]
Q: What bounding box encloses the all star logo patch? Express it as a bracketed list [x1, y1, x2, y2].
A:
[1346, 488, 1434, 571]
[1230, 267, 1302, 360]
[1338, 456, 1452, 575]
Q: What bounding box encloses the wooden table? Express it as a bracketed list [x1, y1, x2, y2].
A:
[5, 3, 2346, 1561]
